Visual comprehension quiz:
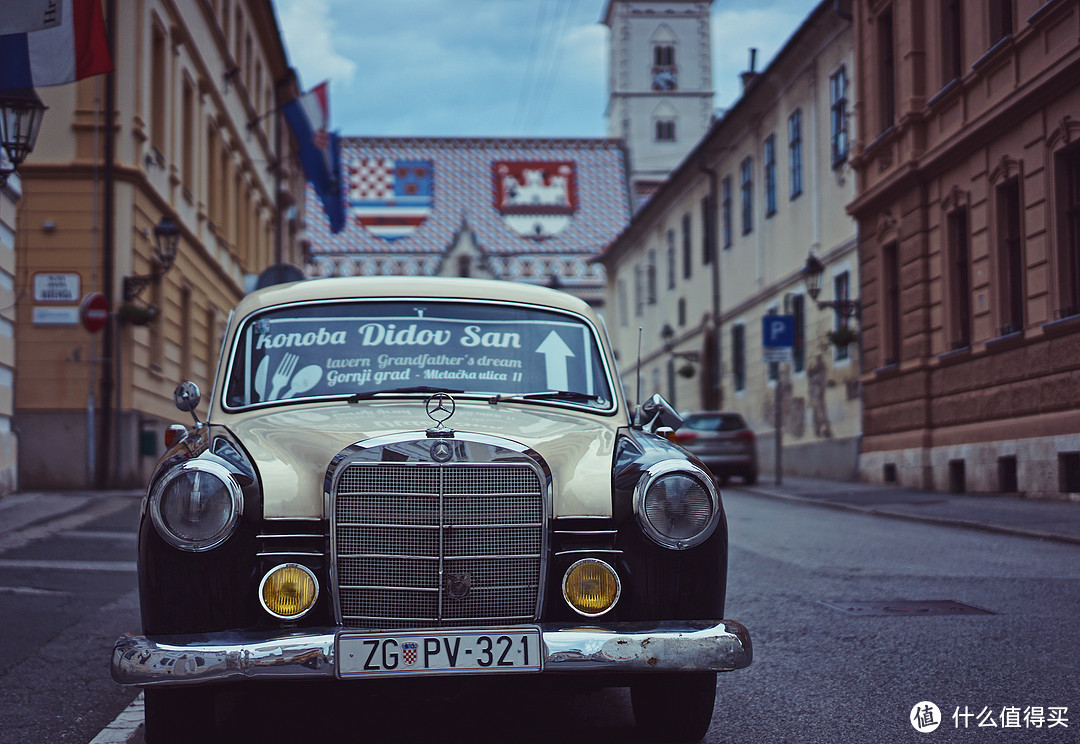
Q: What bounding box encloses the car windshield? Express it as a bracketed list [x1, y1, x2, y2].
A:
[223, 299, 615, 411]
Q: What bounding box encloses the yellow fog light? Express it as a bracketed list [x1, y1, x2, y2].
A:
[259, 563, 319, 620]
[562, 558, 621, 617]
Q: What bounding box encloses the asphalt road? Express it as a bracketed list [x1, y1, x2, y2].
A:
[716, 487, 1080, 743]
[0, 492, 142, 744]
[3, 487, 1078, 743]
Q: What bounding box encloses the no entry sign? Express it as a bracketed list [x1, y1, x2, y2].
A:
[80, 292, 110, 333]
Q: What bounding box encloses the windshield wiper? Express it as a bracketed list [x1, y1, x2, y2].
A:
[347, 386, 464, 403]
[488, 390, 602, 405]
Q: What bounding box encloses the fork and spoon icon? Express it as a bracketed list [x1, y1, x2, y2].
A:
[256, 353, 323, 400]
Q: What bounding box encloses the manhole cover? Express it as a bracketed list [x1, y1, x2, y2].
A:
[820, 600, 995, 616]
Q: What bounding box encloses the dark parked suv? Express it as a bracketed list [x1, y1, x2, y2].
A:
[675, 412, 758, 485]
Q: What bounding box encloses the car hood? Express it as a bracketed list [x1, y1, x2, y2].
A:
[222, 400, 623, 519]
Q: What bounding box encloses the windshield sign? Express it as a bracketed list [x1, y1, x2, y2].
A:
[224, 301, 614, 410]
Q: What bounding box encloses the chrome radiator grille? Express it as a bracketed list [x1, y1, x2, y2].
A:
[333, 461, 544, 628]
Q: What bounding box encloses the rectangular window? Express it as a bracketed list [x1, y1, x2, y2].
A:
[666, 229, 676, 290]
[181, 78, 194, 189]
[947, 209, 971, 348]
[792, 294, 805, 373]
[764, 135, 777, 217]
[181, 286, 193, 381]
[883, 243, 901, 365]
[830, 67, 848, 167]
[207, 126, 219, 225]
[789, 110, 802, 199]
[634, 264, 644, 318]
[721, 176, 733, 249]
[655, 119, 676, 142]
[998, 178, 1024, 334]
[878, 9, 896, 132]
[740, 157, 753, 235]
[647, 249, 657, 305]
[990, 0, 1013, 45]
[942, 0, 963, 84]
[1059, 146, 1080, 317]
[732, 324, 746, 392]
[150, 24, 167, 155]
[682, 213, 692, 279]
[701, 195, 714, 264]
[652, 45, 677, 90]
[833, 273, 851, 362]
[678, 297, 686, 327]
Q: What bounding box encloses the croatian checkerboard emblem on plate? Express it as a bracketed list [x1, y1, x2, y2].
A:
[402, 641, 418, 667]
[347, 157, 434, 239]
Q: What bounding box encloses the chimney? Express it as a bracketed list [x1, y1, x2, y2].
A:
[739, 48, 759, 90]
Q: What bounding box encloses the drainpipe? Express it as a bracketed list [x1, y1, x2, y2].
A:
[96, 0, 116, 488]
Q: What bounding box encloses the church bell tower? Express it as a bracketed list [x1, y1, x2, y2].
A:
[603, 1, 714, 206]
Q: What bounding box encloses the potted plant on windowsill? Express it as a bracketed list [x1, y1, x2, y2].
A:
[826, 325, 859, 349]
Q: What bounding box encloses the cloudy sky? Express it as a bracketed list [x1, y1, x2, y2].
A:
[272, 0, 820, 138]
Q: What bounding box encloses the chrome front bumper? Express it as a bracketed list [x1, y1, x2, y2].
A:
[112, 620, 752, 687]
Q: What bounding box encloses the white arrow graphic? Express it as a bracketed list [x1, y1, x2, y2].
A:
[536, 331, 575, 390]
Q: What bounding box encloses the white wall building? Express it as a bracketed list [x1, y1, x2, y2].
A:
[600, 1, 862, 480]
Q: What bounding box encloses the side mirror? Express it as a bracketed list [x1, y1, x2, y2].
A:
[637, 393, 683, 435]
[173, 381, 202, 425]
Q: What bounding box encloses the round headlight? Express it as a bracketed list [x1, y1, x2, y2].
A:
[149, 460, 243, 551]
[260, 563, 319, 620]
[562, 558, 621, 617]
[634, 461, 720, 549]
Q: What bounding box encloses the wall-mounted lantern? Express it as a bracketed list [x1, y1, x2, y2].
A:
[661, 323, 700, 378]
[122, 216, 181, 302]
[0, 88, 47, 187]
[801, 253, 861, 321]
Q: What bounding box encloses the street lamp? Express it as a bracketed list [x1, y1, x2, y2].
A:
[0, 89, 47, 187]
[801, 252, 861, 320]
[123, 216, 182, 302]
[660, 323, 700, 378]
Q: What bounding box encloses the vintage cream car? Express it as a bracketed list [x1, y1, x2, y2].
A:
[112, 276, 751, 742]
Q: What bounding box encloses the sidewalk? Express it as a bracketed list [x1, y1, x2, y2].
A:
[735, 475, 1080, 545]
[0, 489, 142, 548]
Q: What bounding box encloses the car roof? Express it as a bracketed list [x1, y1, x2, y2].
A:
[232, 276, 599, 319]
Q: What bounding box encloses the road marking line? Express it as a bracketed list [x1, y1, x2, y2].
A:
[0, 585, 70, 596]
[89, 692, 143, 744]
[0, 558, 137, 572]
[62, 530, 138, 541]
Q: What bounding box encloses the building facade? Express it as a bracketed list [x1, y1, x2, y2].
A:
[850, 0, 1080, 498]
[0, 173, 17, 494]
[15, 0, 306, 489]
[603, 0, 715, 206]
[600, 1, 861, 480]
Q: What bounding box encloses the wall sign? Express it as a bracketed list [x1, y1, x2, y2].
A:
[33, 273, 81, 303]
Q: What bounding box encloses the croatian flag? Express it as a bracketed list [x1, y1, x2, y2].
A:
[0, 0, 113, 91]
[282, 82, 345, 233]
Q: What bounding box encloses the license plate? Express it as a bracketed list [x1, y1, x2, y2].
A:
[337, 628, 542, 678]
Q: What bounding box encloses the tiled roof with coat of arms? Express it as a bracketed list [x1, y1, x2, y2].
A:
[303, 137, 631, 303]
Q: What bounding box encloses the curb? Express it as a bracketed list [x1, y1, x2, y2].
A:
[735, 485, 1080, 547]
